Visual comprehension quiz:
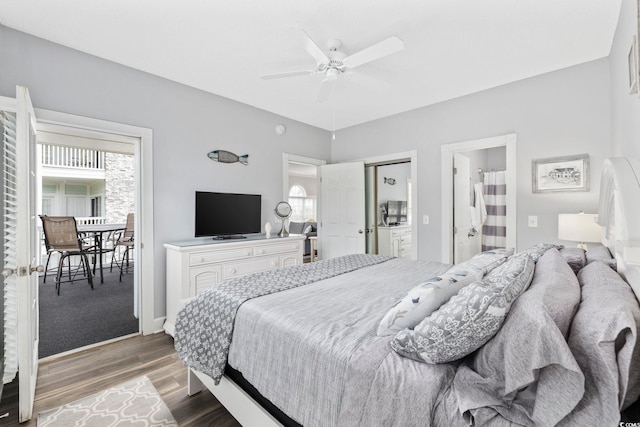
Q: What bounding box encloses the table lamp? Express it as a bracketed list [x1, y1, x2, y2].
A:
[557, 212, 601, 250]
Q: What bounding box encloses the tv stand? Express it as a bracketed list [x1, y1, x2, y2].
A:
[163, 235, 305, 336]
[212, 235, 247, 240]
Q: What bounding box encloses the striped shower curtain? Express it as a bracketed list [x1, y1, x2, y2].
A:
[482, 171, 507, 251]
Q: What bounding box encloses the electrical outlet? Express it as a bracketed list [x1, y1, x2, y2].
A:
[528, 215, 538, 227]
[423, 214, 430, 225]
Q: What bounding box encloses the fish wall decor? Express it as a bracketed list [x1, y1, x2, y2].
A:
[207, 150, 249, 165]
[384, 177, 396, 185]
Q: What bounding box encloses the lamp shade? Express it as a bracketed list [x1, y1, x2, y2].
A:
[558, 213, 601, 243]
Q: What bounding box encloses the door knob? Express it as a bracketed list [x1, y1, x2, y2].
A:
[358, 229, 364, 234]
[31, 265, 45, 274]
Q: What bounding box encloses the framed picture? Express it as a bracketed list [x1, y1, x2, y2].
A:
[629, 35, 638, 95]
[532, 154, 590, 193]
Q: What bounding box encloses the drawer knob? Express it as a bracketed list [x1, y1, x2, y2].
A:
[259, 249, 265, 254]
[229, 268, 236, 274]
[200, 257, 205, 263]
[272, 261, 278, 266]
[246, 251, 251, 256]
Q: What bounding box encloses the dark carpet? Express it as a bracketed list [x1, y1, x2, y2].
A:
[38, 264, 139, 358]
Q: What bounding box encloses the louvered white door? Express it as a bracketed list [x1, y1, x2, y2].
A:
[1, 86, 40, 422]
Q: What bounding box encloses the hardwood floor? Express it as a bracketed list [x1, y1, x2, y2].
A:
[0, 333, 240, 426]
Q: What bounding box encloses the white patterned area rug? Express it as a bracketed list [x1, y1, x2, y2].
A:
[37, 376, 178, 426]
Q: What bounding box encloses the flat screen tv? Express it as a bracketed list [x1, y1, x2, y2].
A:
[195, 191, 261, 239]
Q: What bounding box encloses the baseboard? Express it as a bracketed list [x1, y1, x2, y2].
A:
[146, 316, 166, 335]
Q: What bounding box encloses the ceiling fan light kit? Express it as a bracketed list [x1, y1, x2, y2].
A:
[261, 30, 404, 103]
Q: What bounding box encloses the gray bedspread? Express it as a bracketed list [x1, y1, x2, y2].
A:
[174, 253, 392, 384]
[227, 257, 457, 426]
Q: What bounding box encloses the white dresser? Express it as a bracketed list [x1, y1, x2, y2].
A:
[163, 234, 305, 336]
[378, 226, 413, 259]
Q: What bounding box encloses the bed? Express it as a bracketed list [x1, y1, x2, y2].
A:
[173, 156, 640, 426]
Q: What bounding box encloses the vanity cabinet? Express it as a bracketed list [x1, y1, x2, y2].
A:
[378, 226, 413, 259]
[163, 235, 305, 336]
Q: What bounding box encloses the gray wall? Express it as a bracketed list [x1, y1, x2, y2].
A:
[0, 25, 331, 320]
[332, 59, 612, 261]
[610, 0, 640, 159]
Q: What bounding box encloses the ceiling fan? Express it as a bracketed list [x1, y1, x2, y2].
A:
[260, 30, 404, 103]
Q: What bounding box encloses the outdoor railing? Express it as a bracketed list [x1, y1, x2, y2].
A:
[40, 144, 105, 170]
[75, 216, 106, 225]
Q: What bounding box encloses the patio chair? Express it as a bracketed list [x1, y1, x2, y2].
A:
[39, 215, 94, 295]
[110, 212, 134, 282]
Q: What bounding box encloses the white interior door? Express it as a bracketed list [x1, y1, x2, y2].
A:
[13, 86, 40, 422]
[453, 153, 473, 264]
[319, 162, 365, 260]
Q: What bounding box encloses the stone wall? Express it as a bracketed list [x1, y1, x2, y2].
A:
[105, 153, 134, 223]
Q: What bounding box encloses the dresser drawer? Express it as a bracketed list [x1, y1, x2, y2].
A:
[189, 265, 222, 296]
[190, 247, 253, 266]
[253, 241, 301, 257]
[391, 228, 411, 238]
[223, 256, 280, 279]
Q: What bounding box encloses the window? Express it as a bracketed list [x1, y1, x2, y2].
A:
[288, 184, 316, 222]
[91, 196, 103, 217]
[41, 196, 54, 215]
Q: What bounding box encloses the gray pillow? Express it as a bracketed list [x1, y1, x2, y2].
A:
[559, 262, 640, 426]
[586, 244, 617, 271]
[453, 248, 583, 426]
[520, 243, 564, 262]
[462, 248, 514, 273]
[559, 247, 587, 275]
[391, 253, 534, 364]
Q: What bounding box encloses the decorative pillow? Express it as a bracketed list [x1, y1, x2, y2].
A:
[376, 248, 513, 337]
[376, 265, 484, 336]
[391, 253, 535, 364]
[586, 244, 617, 271]
[560, 261, 640, 426]
[463, 248, 514, 274]
[559, 247, 587, 275]
[453, 248, 583, 426]
[303, 225, 313, 234]
[519, 243, 564, 263]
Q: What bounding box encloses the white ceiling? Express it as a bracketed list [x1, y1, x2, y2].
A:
[0, 0, 621, 131]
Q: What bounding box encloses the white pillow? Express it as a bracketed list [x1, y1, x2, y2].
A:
[377, 265, 483, 336]
[377, 248, 513, 337]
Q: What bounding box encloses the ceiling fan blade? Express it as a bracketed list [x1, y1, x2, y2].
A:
[343, 36, 404, 69]
[260, 70, 317, 80]
[315, 79, 334, 103]
[300, 29, 330, 65]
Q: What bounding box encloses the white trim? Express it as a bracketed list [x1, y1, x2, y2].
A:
[355, 150, 419, 260]
[33, 108, 156, 335]
[38, 332, 140, 363]
[282, 153, 326, 201]
[441, 133, 517, 264]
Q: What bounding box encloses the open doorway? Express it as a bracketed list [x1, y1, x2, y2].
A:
[441, 133, 517, 264]
[32, 112, 156, 359]
[283, 154, 326, 261]
[365, 160, 413, 258]
[36, 129, 139, 359]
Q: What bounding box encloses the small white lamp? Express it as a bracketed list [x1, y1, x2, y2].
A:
[558, 212, 601, 250]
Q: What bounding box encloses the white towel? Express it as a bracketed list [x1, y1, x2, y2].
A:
[470, 182, 487, 229]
